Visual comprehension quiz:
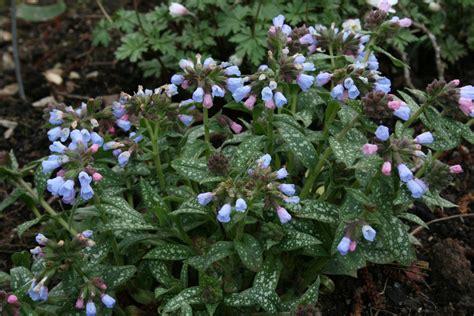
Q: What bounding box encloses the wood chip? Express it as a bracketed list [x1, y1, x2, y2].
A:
[0, 118, 18, 139]
[0, 83, 18, 97]
[43, 68, 64, 85]
[32, 96, 57, 107]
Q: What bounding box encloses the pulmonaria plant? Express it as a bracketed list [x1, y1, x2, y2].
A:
[1, 8, 472, 316]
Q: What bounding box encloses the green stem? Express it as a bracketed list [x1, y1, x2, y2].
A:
[266, 110, 274, 153]
[145, 120, 166, 190]
[415, 151, 442, 178]
[362, 36, 376, 64]
[290, 88, 298, 113]
[466, 118, 474, 127]
[402, 102, 429, 129]
[203, 107, 211, 157]
[328, 45, 336, 69]
[18, 179, 77, 236]
[301, 115, 360, 198]
[235, 199, 253, 241]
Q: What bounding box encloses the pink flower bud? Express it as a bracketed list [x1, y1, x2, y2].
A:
[265, 99, 275, 109]
[92, 172, 103, 182]
[459, 98, 474, 115]
[450, 79, 460, 87]
[181, 80, 189, 89]
[169, 2, 189, 17]
[89, 144, 100, 153]
[7, 295, 18, 304]
[382, 161, 392, 176]
[75, 297, 84, 309]
[349, 241, 357, 252]
[244, 95, 257, 110]
[378, 0, 391, 12]
[268, 26, 277, 34]
[120, 114, 129, 121]
[287, 37, 292, 43]
[362, 144, 378, 155]
[230, 122, 243, 134]
[449, 165, 463, 174]
[415, 144, 422, 150]
[388, 100, 401, 110]
[108, 127, 115, 134]
[398, 18, 412, 28]
[56, 169, 66, 177]
[203, 94, 213, 109]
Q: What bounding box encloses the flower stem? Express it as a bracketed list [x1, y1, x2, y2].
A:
[300, 115, 360, 198]
[145, 120, 166, 190]
[267, 110, 274, 153]
[402, 102, 429, 129]
[328, 45, 336, 69]
[203, 107, 211, 157]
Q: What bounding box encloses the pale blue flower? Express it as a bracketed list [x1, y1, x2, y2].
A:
[275, 167, 288, 179]
[217, 203, 232, 223]
[211, 85, 225, 98]
[47, 176, 65, 196]
[261, 87, 273, 101]
[232, 86, 251, 102]
[197, 192, 214, 206]
[362, 225, 376, 241]
[337, 237, 351, 255]
[331, 84, 344, 100]
[375, 125, 390, 141]
[397, 164, 413, 183]
[224, 66, 241, 76]
[297, 74, 314, 92]
[192, 87, 204, 103]
[257, 154, 272, 169]
[171, 74, 184, 85]
[101, 294, 116, 309]
[279, 184, 296, 196]
[235, 198, 247, 212]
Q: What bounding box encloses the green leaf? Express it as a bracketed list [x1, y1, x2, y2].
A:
[10, 266, 32, 291]
[16, 1, 66, 22]
[17, 216, 44, 237]
[234, 234, 263, 272]
[99, 265, 137, 289]
[373, 46, 406, 67]
[187, 241, 234, 271]
[163, 287, 201, 313]
[171, 158, 210, 182]
[145, 244, 195, 260]
[101, 197, 146, 222]
[148, 260, 177, 287]
[399, 213, 428, 229]
[231, 136, 265, 173]
[329, 128, 366, 166]
[422, 191, 457, 208]
[224, 287, 279, 313]
[296, 200, 339, 223]
[275, 121, 317, 168]
[279, 229, 322, 251]
[34, 167, 51, 197]
[91, 19, 112, 47]
[102, 219, 155, 231]
[0, 188, 25, 213]
[115, 33, 148, 63]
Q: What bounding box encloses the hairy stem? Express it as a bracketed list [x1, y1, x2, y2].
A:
[203, 107, 211, 157]
[145, 120, 166, 190]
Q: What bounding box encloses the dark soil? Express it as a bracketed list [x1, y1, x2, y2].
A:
[0, 1, 473, 315]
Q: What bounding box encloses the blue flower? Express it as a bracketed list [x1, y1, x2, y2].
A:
[397, 164, 413, 183]
[42, 155, 66, 173]
[70, 129, 84, 144]
[118, 151, 131, 167]
[60, 128, 70, 142]
[47, 127, 62, 141]
[460, 85, 474, 99]
[167, 84, 178, 96]
[48, 109, 63, 125]
[258, 64, 268, 72]
[274, 92, 287, 108]
[406, 178, 428, 198]
[348, 85, 360, 99]
[294, 55, 305, 64]
[103, 141, 122, 151]
[59, 179, 76, 204]
[316, 72, 331, 86]
[192, 87, 204, 103]
[217, 203, 232, 223]
[330, 84, 344, 100]
[275, 167, 288, 179]
[235, 198, 247, 212]
[86, 301, 97, 316]
[28, 279, 48, 301]
[375, 125, 390, 141]
[197, 192, 214, 206]
[279, 184, 296, 196]
[344, 78, 354, 89]
[261, 87, 273, 101]
[374, 77, 391, 93]
[178, 114, 194, 126]
[276, 206, 292, 224]
[224, 66, 241, 76]
[47, 176, 65, 196]
[78, 171, 94, 201]
[203, 57, 216, 68]
[393, 105, 411, 121]
[272, 15, 285, 28]
[101, 294, 116, 309]
[227, 78, 243, 93]
[211, 85, 225, 98]
[91, 132, 104, 146]
[171, 74, 184, 85]
[281, 24, 292, 36]
[35, 233, 48, 245]
[302, 62, 315, 71]
[362, 225, 376, 241]
[179, 59, 194, 70]
[49, 141, 67, 153]
[82, 230, 93, 238]
[112, 101, 126, 118]
[257, 154, 272, 169]
[337, 237, 351, 255]
[296, 74, 314, 92]
[284, 196, 300, 204]
[232, 86, 251, 102]
[415, 132, 434, 145]
[117, 119, 131, 131]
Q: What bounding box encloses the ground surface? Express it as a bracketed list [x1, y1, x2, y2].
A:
[0, 2, 473, 315]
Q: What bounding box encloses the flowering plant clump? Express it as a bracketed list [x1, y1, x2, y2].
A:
[1, 5, 472, 315]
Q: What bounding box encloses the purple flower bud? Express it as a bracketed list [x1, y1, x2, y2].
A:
[299, 33, 315, 45]
[203, 94, 213, 108]
[178, 114, 194, 126]
[47, 176, 65, 196]
[279, 184, 296, 196]
[101, 294, 116, 309]
[86, 301, 96, 316]
[217, 203, 232, 223]
[258, 64, 268, 72]
[232, 86, 251, 102]
[274, 92, 287, 108]
[49, 109, 63, 125]
[275, 167, 288, 179]
[82, 230, 93, 238]
[257, 154, 272, 169]
[28, 279, 48, 301]
[331, 84, 344, 100]
[362, 144, 378, 155]
[284, 196, 300, 204]
[393, 105, 411, 121]
[415, 132, 434, 145]
[224, 66, 241, 76]
[235, 198, 247, 212]
[103, 141, 123, 151]
[397, 164, 413, 183]
[337, 237, 351, 255]
[35, 233, 48, 245]
[197, 192, 214, 206]
[47, 127, 62, 141]
[116, 119, 131, 131]
[112, 101, 126, 118]
[362, 225, 376, 241]
[276, 206, 292, 224]
[281, 24, 292, 36]
[167, 84, 178, 97]
[316, 72, 332, 86]
[296, 74, 314, 92]
[118, 151, 131, 167]
[171, 74, 184, 85]
[203, 57, 216, 68]
[272, 15, 285, 28]
[261, 86, 273, 101]
[406, 178, 428, 198]
[60, 128, 70, 142]
[211, 85, 225, 98]
[375, 125, 390, 141]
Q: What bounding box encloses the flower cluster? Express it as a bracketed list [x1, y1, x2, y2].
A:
[0, 291, 20, 315]
[337, 223, 377, 256]
[75, 277, 116, 316]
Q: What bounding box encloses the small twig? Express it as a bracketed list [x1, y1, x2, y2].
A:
[96, 0, 113, 23]
[394, 47, 414, 89]
[412, 21, 444, 81]
[10, 0, 26, 100]
[55, 91, 90, 100]
[410, 213, 474, 236]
